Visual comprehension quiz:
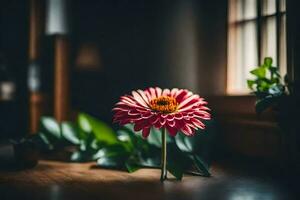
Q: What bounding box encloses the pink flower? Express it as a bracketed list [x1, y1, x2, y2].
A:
[113, 87, 211, 138]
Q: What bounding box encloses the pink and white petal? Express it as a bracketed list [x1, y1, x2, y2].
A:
[175, 90, 192, 103]
[132, 91, 148, 107]
[134, 120, 148, 131]
[149, 87, 157, 99]
[137, 89, 150, 104]
[128, 109, 140, 116]
[175, 119, 185, 129]
[194, 111, 211, 120]
[166, 114, 175, 121]
[191, 118, 205, 129]
[167, 120, 176, 127]
[174, 89, 186, 100]
[159, 117, 166, 126]
[112, 107, 129, 112]
[178, 94, 200, 109]
[199, 106, 210, 111]
[141, 111, 153, 119]
[170, 88, 179, 97]
[174, 113, 183, 120]
[120, 95, 136, 103]
[186, 121, 198, 129]
[148, 115, 159, 125]
[178, 103, 202, 112]
[161, 114, 168, 118]
[154, 118, 163, 129]
[155, 87, 162, 97]
[117, 101, 145, 110]
[181, 125, 194, 136]
[142, 127, 151, 138]
[166, 125, 178, 136]
[144, 90, 153, 102]
[162, 88, 171, 96]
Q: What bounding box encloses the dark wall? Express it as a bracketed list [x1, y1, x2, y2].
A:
[0, 0, 29, 138]
[287, 0, 300, 87]
[70, 0, 228, 122]
[197, 0, 228, 95]
[71, 0, 166, 122]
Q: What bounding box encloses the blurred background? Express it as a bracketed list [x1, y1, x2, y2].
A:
[0, 0, 300, 162]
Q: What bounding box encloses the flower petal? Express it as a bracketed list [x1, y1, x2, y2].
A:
[134, 120, 148, 131]
[137, 89, 150, 104]
[167, 120, 176, 127]
[142, 127, 151, 138]
[132, 91, 148, 107]
[113, 87, 211, 137]
[191, 118, 205, 129]
[181, 125, 194, 136]
[149, 87, 157, 99]
[155, 87, 162, 97]
[178, 94, 200, 109]
[170, 88, 179, 97]
[162, 88, 171, 96]
[166, 125, 178, 136]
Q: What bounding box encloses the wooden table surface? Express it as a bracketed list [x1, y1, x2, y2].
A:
[0, 160, 298, 200]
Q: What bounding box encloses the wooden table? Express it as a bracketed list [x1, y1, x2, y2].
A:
[0, 160, 297, 200]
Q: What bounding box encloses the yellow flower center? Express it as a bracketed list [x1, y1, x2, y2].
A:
[149, 96, 178, 113]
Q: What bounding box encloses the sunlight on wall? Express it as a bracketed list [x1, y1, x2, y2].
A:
[163, 0, 199, 92]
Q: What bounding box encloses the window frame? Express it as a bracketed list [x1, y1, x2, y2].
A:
[227, 0, 286, 94]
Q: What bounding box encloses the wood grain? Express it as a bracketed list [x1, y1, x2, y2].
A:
[0, 160, 296, 200]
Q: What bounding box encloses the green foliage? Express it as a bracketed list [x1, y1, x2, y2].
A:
[247, 57, 286, 114]
[34, 113, 212, 180]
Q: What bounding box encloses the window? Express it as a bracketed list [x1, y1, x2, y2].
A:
[227, 0, 286, 94]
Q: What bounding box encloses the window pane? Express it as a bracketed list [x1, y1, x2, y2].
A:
[243, 22, 258, 80]
[244, 0, 257, 19]
[261, 16, 277, 65]
[262, 0, 276, 16]
[227, 21, 258, 94]
[280, 0, 286, 12]
[236, 0, 257, 21]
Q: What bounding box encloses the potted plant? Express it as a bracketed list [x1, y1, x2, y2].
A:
[247, 57, 300, 172]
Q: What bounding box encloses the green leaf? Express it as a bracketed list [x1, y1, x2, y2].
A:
[125, 161, 141, 173]
[79, 113, 118, 144]
[255, 95, 278, 114]
[176, 130, 213, 157]
[269, 67, 280, 76]
[250, 67, 266, 78]
[78, 113, 92, 133]
[256, 79, 271, 92]
[268, 85, 284, 96]
[175, 133, 193, 153]
[61, 122, 80, 145]
[70, 151, 84, 162]
[167, 161, 183, 180]
[40, 117, 61, 139]
[38, 132, 54, 150]
[264, 57, 273, 67]
[247, 80, 255, 90]
[93, 145, 128, 160]
[147, 127, 164, 148]
[79, 140, 87, 151]
[192, 155, 211, 177]
[70, 151, 94, 162]
[139, 158, 160, 168]
[97, 156, 124, 168]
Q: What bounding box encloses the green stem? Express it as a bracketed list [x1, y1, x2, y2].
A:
[160, 127, 167, 181]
